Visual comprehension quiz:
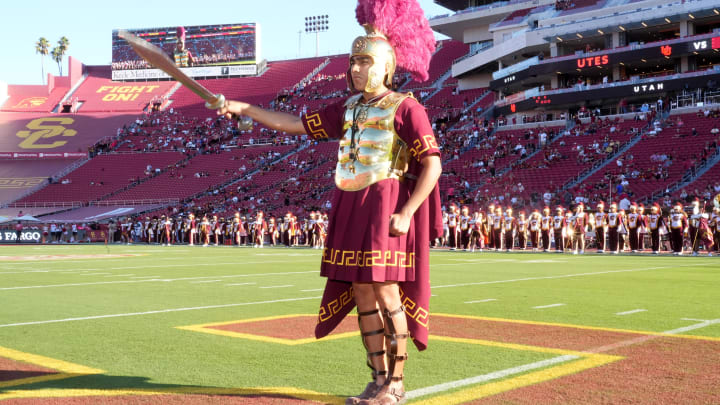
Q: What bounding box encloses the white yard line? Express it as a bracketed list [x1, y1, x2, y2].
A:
[406, 355, 579, 399]
[615, 309, 647, 316]
[0, 271, 316, 291]
[225, 282, 256, 286]
[190, 280, 222, 284]
[129, 276, 161, 279]
[0, 296, 322, 328]
[83, 273, 112, 276]
[585, 319, 720, 354]
[103, 274, 136, 277]
[0, 260, 314, 275]
[465, 299, 498, 304]
[259, 285, 294, 289]
[662, 319, 720, 335]
[681, 318, 709, 322]
[533, 303, 565, 309]
[300, 288, 324, 292]
[431, 263, 711, 289]
[408, 318, 720, 400]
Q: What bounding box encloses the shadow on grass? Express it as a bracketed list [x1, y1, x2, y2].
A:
[0, 373, 342, 404]
[0, 370, 57, 382]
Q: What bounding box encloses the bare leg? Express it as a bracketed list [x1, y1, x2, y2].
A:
[347, 283, 386, 405]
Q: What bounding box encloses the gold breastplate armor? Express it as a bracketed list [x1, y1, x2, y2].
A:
[336, 92, 412, 191]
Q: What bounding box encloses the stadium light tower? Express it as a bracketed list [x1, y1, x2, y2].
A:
[304, 15, 329, 57]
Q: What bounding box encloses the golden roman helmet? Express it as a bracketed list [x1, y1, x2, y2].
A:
[348, 25, 396, 93]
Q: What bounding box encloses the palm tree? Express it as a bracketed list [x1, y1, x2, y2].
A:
[51, 47, 63, 75]
[35, 37, 50, 84]
[51, 37, 70, 76]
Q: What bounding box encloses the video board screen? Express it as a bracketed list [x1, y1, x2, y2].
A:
[111, 23, 261, 80]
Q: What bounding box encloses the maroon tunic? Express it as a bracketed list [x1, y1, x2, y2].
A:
[301, 94, 442, 351]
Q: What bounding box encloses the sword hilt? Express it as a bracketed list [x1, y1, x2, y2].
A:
[204, 93, 253, 131]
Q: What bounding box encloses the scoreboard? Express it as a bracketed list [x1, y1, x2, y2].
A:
[111, 23, 262, 81]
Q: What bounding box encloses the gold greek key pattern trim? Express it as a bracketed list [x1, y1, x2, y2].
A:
[400, 287, 429, 328]
[304, 113, 328, 139]
[322, 248, 414, 269]
[318, 288, 355, 323]
[409, 134, 438, 162]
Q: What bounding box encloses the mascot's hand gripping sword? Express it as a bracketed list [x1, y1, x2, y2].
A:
[117, 30, 252, 129]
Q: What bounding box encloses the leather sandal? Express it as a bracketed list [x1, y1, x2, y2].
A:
[347, 308, 387, 404]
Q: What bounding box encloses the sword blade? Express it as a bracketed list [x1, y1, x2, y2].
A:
[117, 29, 221, 105]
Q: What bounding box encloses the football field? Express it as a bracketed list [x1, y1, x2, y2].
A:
[0, 245, 718, 404]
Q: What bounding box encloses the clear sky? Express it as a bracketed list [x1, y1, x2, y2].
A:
[0, 0, 450, 86]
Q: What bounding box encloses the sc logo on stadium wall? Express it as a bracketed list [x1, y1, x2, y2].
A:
[16, 118, 77, 149]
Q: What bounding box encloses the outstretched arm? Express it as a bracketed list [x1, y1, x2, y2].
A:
[217, 100, 306, 135]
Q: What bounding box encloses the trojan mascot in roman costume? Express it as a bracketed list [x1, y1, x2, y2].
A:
[306, 1, 439, 404]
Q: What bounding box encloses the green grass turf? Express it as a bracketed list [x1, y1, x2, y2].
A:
[0, 245, 717, 401]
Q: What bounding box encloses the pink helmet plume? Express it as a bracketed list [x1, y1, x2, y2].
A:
[356, 0, 436, 82]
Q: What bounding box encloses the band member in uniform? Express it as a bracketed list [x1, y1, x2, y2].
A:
[540, 207, 552, 252]
[469, 210, 484, 252]
[647, 204, 665, 254]
[459, 206, 471, 250]
[290, 214, 300, 246]
[281, 213, 291, 246]
[688, 200, 714, 256]
[200, 215, 211, 247]
[447, 205, 459, 250]
[253, 211, 267, 248]
[669, 203, 687, 255]
[232, 213, 241, 246]
[593, 202, 607, 253]
[503, 207, 516, 252]
[617, 209, 628, 252]
[637, 203, 647, 251]
[188, 213, 197, 246]
[491, 206, 503, 251]
[552, 206, 566, 252]
[606, 203, 620, 254]
[528, 209, 541, 251]
[163, 216, 173, 246]
[486, 203, 496, 250]
[711, 207, 720, 254]
[626, 204, 640, 252]
[571, 203, 588, 254]
[267, 217, 277, 246]
[215, 2, 441, 401]
[564, 210, 574, 251]
[212, 215, 222, 246]
[516, 211, 528, 250]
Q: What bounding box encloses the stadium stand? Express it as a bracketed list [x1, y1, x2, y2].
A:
[15, 152, 185, 205]
[0, 159, 74, 204]
[573, 112, 719, 201]
[71, 66, 176, 112]
[104, 146, 294, 202]
[510, 119, 646, 195]
[1, 84, 69, 113]
[404, 40, 469, 88]
[170, 57, 326, 116]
